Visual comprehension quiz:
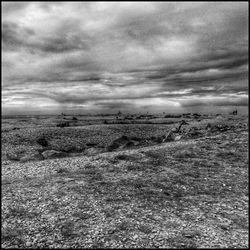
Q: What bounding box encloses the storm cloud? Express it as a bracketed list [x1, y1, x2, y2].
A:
[2, 2, 248, 115]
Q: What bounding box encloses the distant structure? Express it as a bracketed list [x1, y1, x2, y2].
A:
[232, 109, 237, 115]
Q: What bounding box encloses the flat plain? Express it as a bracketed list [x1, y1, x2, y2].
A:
[1, 113, 249, 248]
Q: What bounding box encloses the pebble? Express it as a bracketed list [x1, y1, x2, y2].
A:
[26, 242, 32, 247]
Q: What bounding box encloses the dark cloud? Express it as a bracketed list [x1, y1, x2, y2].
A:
[94, 101, 134, 110]
[2, 21, 35, 49]
[2, 21, 90, 53]
[1, 2, 31, 14]
[2, 2, 248, 114]
[180, 95, 248, 108]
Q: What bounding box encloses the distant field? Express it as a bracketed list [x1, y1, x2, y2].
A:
[1, 113, 249, 248]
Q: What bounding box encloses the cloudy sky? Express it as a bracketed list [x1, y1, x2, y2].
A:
[2, 2, 248, 115]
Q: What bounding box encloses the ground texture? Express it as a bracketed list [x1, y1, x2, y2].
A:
[1, 114, 249, 248]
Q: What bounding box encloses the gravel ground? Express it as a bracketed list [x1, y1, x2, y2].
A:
[1, 126, 248, 248]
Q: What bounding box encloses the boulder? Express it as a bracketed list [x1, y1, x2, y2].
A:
[106, 135, 130, 151]
[20, 153, 44, 162]
[114, 135, 130, 144]
[206, 123, 232, 132]
[85, 147, 104, 155]
[180, 120, 189, 125]
[42, 150, 67, 159]
[130, 140, 140, 146]
[36, 137, 48, 147]
[174, 135, 182, 141]
[205, 123, 212, 130]
[6, 153, 20, 161]
[56, 122, 70, 128]
[125, 141, 136, 147]
[12, 127, 20, 130]
[130, 136, 143, 142]
[62, 145, 83, 153]
[151, 136, 164, 143]
[216, 124, 230, 132]
[106, 142, 120, 151]
[188, 127, 203, 138]
[86, 143, 97, 147]
[163, 131, 175, 142]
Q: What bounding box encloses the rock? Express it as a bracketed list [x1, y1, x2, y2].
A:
[86, 143, 97, 147]
[36, 137, 48, 147]
[106, 135, 130, 151]
[206, 123, 232, 133]
[151, 136, 164, 143]
[6, 153, 20, 161]
[20, 153, 44, 162]
[171, 128, 178, 133]
[130, 140, 140, 146]
[174, 135, 182, 141]
[56, 122, 70, 128]
[180, 120, 189, 125]
[63, 145, 83, 153]
[114, 135, 130, 144]
[163, 131, 175, 142]
[125, 141, 135, 147]
[106, 142, 120, 151]
[12, 127, 20, 130]
[188, 127, 203, 138]
[42, 150, 67, 159]
[85, 147, 104, 155]
[26, 242, 32, 247]
[205, 123, 212, 130]
[130, 136, 143, 142]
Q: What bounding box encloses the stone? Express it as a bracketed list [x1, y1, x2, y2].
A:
[130, 140, 140, 146]
[106, 142, 120, 151]
[106, 135, 130, 151]
[36, 137, 48, 147]
[6, 153, 20, 161]
[26, 242, 32, 247]
[85, 147, 104, 155]
[20, 153, 44, 162]
[42, 150, 67, 159]
[174, 135, 182, 141]
[163, 131, 175, 142]
[130, 136, 143, 142]
[125, 141, 135, 147]
[12, 127, 20, 130]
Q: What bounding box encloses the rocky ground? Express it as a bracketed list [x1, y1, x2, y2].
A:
[1, 114, 249, 248]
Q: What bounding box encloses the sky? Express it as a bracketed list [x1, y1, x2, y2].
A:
[2, 2, 249, 115]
